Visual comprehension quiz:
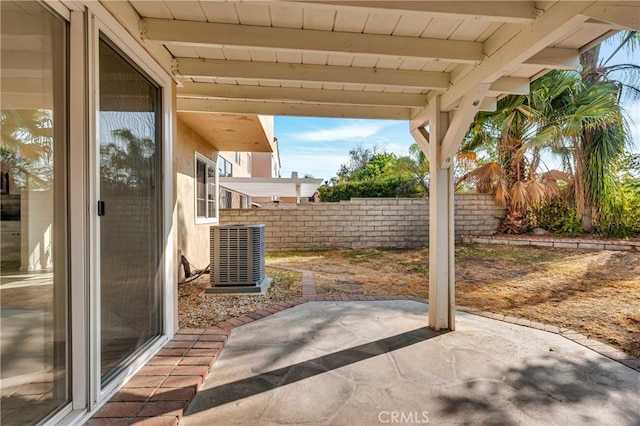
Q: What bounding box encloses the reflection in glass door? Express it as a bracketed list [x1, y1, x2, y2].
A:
[0, 2, 69, 424]
[98, 37, 162, 384]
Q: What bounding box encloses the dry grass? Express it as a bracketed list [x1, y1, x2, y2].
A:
[267, 245, 640, 358]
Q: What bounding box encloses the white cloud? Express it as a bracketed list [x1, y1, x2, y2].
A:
[279, 151, 349, 180]
[287, 119, 396, 142]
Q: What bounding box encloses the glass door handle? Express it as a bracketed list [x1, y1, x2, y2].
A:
[97, 200, 105, 216]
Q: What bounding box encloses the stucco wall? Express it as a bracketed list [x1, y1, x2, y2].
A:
[219, 194, 506, 251]
[175, 118, 219, 274]
[251, 152, 275, 178]
[219, 150, 251, 177]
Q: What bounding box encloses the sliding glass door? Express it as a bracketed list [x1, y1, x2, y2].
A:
[0, 2, 69, 424]
[98, 37, 162, 384]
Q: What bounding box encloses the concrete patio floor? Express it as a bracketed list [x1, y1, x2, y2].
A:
[181, 300, 640, 426]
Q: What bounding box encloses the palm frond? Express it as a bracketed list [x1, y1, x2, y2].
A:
[541, 170, 573, 200]
[509, 181, 529, 214]
[526, 180, 548, 206]
[494, 179, 511, 208]
[541, 170, 573, 183]
[457, 162, 505, 193]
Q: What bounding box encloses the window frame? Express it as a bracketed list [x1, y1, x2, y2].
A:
[218, 156, 232, 177]
[194, 152, 219, 224]
[220, 187, 233, 209]
[240, 194, 249, 209]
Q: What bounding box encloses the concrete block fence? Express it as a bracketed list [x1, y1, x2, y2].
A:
[220, 194, 505, 251]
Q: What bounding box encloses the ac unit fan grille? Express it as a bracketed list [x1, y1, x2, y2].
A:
[211, 225, 265, 287]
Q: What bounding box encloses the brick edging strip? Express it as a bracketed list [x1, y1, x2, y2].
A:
[89, 266, 639, 425]
[462, 234, 640, 251]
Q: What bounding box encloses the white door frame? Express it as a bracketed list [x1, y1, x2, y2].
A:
[41, 1, 175, 423]
[85, 2, 175, 408]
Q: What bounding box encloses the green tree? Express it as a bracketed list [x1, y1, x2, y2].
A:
[349, 152, 396, 181]
[598, 152, 640, 236]
[573, 31, 640, 232]
[336, 145, 380, 181]
[318, 146, 422, 202]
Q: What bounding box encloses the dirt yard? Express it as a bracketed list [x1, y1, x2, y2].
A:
[266, 245, 640, 357]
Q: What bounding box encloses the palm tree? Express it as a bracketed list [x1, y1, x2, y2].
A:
[458, 70, 622, 234]
[460, 33, 639, 235]
[574, 31, 640, 232]
[457, 72, 574, 233]
[396, 143, 430, 197]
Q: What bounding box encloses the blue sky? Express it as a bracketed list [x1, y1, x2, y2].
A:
[275, 118, 415, 180]
[275, 42, 640, 181]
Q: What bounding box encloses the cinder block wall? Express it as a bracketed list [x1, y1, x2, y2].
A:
[219, 194, 505, 251]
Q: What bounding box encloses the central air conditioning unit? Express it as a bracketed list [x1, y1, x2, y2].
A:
[206, 224, 271, 294]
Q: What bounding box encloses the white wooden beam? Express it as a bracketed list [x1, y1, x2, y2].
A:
[177, 59, 537, 100]
[98, 0, 176, 82]
[435, 96, 497, 118]
[410, 127, 430, 161]
[178, 82, 429, 107]
[479, 98, 497, 112]
[487, 77, 530, 96]
[440, 2, 592, 111]
[410, 106, 431, 132]
[524, 47, 580, 70]
[411, 77, 521, 130]
[142, 18, 485, 64]
[583, 2, 640, 31]
[177, 98, 411, 120]
[439, 84, 491, 169]
[175, 58, 450, 90]
[286, 1, 539, 23]
[451, 47, 574, 98]
[580, 30, 620, 54]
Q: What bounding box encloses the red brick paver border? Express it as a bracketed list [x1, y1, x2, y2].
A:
[85, 327, 229, 426]
[91, 264, 639, 425]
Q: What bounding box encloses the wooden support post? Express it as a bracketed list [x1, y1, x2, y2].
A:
[427, 96, 455, 331]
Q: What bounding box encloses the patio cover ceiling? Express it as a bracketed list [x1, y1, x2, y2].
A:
[103, 0, 638, 122]
[219, 177, 324, 198]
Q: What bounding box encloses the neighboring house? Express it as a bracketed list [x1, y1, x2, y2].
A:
[232, 138, 324, 205]
[0, 1, 632, 425]
[251, 137, 282, 204]
[218, 150, 251, 209]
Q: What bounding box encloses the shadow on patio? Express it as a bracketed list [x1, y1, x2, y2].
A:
[180, 301, 640, 426]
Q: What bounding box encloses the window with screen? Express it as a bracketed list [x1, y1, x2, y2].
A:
[195, 153, 217, 223]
